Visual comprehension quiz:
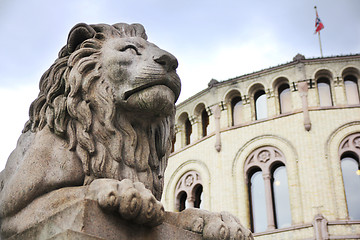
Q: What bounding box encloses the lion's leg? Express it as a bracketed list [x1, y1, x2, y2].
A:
[86, 178, 165, 226]
[220, 211, 254, 240]
[164, 208, 253, 240]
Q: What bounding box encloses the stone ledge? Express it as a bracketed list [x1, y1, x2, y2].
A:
[7, 199, 202, 240]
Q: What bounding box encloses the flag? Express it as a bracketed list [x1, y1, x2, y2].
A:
[315, 8, 324, 33]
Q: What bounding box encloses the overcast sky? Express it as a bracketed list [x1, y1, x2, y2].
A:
[0, 0, 359, 171]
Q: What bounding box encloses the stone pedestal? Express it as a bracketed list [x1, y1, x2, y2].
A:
[7, 199, 201, 240]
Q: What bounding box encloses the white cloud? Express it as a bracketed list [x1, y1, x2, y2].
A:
[176, 31, 294, 102]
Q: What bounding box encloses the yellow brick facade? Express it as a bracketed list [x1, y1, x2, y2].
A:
[162, 54, 360, 239]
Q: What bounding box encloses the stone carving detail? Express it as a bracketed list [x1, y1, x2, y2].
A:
[258, 150, 271, 163]
[176, 171, 201, 193]
[339, 133, 360, 158]
[185, 175, 195, 187]
[244, 146, 286, 176]
[175, 171, 203, 210]
[0, 22, 252, 240]
[353, 137, 360, 148]
[293, 53, 305, 62]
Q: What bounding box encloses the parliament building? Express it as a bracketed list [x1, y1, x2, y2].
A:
[162, 54, 360, 239]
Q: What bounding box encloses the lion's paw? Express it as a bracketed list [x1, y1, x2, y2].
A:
[87, 178, 164, 227]
[172, 208, 253, 240]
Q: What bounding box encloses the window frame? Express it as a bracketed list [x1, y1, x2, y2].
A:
[343, 74, 360, 105]
[174, 171, 203, 212]
[254, 89, 267, 120]
[338, 133, 360, 220]
[244, 146, 291, 232]
[278, 83, 292, 114]
[231, 96, 243, 126]
[316, 77, 333, 107]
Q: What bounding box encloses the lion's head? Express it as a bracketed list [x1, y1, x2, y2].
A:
[24, 23, 181, 200]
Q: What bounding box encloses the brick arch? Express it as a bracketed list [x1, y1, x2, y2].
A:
[341, 67, 360, 105]
[326, 121, 360, 219]
[162, 160, 211, 212]
[272, 77, 292, 114]
[193, 102, 210, 138]
[339, 133, 360, 159]
[341, 66, 360, 79]
[231, 135, 302, 227]
[174, 171, 202, 210]
[224, 89, 243, 126]
[244, 146, 286, 181]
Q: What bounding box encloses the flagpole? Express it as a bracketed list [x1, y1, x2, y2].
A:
[314, 6, 324, 58]
[318, 31, 323, 57]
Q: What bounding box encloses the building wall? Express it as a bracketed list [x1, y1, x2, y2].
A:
[162, 54, 360, 239]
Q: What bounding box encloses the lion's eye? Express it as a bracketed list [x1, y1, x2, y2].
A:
[119, 45, 141, 55]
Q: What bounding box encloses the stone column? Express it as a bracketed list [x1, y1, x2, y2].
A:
[263, 173, 276, 230]
[212, 104, 221, 152]
[174, 124, 181, 152]
[188, 115, 197, 143]
[266, 88, 276, 117]
[187, 196, 195, 208]
[298, 81, 311, 131]
[242, 95, 252, 122]
[334, 76, 346, 105]
[313, 214, 329, 240]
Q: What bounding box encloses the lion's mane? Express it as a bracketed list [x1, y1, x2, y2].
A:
[23, 23, 174, 200]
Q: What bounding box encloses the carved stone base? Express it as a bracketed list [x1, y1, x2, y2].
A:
[7, 199, 201, 240]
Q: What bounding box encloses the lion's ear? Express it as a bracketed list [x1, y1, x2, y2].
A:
[67, 23, 96, 53]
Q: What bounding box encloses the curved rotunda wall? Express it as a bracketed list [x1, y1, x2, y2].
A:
[173, 57, 360, 152]
[166, 55, 360, 239]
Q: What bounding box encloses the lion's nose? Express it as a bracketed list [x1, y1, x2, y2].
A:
[153, 51, 178, 72]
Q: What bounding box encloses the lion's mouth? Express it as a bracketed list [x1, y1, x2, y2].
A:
[123, 78, 181, 102]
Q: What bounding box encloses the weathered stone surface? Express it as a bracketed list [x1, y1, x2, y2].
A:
[0, 22, 253, 240]
[7, 199, 202, 240]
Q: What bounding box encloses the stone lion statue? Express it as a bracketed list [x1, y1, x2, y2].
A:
[0, 23, 252, 240]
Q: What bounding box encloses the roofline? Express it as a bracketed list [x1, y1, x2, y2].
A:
[176, 53, 360, 108]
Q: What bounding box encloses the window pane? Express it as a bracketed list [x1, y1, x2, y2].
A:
[178, 192, 187, 212]
[201, 109, 209, 137]
[232, 97, 242, 125]
[344, 78, 360, 105]
[194, 185, 203, 209]
[185, 118, 192, 145]
[341, 157, 360, 219]
[317, 80, 332, 106]
[255, 91, 267, 120]
[273, 166, 292, 228]
[250, 171, 267, 232]
[279, 84, 292, 113]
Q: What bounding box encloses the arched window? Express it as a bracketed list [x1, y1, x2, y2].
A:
[194, 103, 210, 138]
[339, 133, 360, 220]
[178, 113, 192, 148]
[278, 83, 292, 114]
[272, 165, 291, 228]
[185, 118, 192, 145]
[201, 109, 209, 137]
[245, 146, 291, 232]
[193, 185, 203, 208]
[249, 169, 267, 233]
[231, 96, 243, 126]
[317, 77, 333, 106]
[254, 90, 267, 120]
[344, 75, 360, 105]
[177, 191, 187, 212]
[175, 171, 203, 211]
[341, 156, 360, 220]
